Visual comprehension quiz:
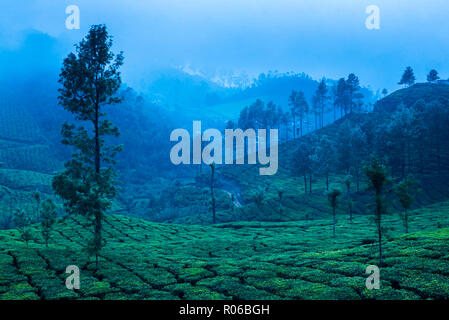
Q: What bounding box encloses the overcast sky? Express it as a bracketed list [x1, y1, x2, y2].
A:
[1, 0, 448, 91]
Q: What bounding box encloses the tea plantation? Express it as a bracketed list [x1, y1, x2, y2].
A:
[1, 201, 449, 300]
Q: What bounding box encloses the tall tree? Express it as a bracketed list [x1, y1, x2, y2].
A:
[289, 91, 298, 139]
[293, 139, 312, 194]
[52, 25, 124, 271]
[336, 120, 367, 191]
[41, 199, 57, 247]
[398, 66, 416, 87]
[426, 69, 440, 83]
[313, 79, 329, 128]
[382, 104, 417, 177]
[316, 135, 336, 191]
[277, 188, 284, 221]
[346, 73, 363, 114]
[327, 188, 341, 237]
[289, 90, 309, 138]
[424, 101, 449, 173]
[343, 175, 353, 223]
[364, 156, 392, 266]
[333, 78, 348, 117]
[394, 175, 419, 233]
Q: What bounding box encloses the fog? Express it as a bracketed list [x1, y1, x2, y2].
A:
[1, 0, 449, 91]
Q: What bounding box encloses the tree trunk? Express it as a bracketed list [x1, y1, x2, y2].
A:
[279, 200, 283, 221]
[378, 223, 383, 267]
[321, 104, 324, 128]
[94, 98, 102, 272]
[293, 115, 296, 140]
[405, 209, 408, 233]
[309, 172, 312, 194]
[303, 173, 307, 194]
[348, 188, 352, 223]
[376, 196, 383, 267]
[326, 172, 329, 191]
[332, 207, 336, 237]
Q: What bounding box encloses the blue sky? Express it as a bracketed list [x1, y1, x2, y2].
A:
[1, 0, 448, 91]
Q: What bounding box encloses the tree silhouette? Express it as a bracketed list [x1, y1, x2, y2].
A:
[52, 25, 124, 271]
[394, 175, 419, 233]
[398, 67, 416, 87]
[427, 69, 440, 83]
[364, 156, 392, 266]
[41, 199, 57, 247]
[327, 188, 341, 237]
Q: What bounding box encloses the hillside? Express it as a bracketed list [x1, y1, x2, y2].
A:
[374, 83, 449, 113]
[1, 201, 449, 300]
[168, 115, 449, 225]
[0, 104, 62, 228]
[165, 84, 449, 225]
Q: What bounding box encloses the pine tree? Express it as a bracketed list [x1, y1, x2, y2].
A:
[313, 79, 329, 128]
[52, 25, 124, 271]
[316, 135, 336, 191]
[364, 156, 392, 266]
[398, 66, 416, 87]
[41, 199, 57, 247]
[346, 73, 363, 114]
[427, 69, 440, 83]
[333, 78, 348, 117]
[289, 91, 298, 139]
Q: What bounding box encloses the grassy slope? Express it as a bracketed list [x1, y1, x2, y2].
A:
[0, 104, 62, 220]
[375, 83, 449, 113]
[1, 201, 449, 300]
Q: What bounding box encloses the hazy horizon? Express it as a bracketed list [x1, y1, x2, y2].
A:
[1, 0, 448, 92]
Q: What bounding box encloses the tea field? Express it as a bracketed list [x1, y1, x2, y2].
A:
[1, 201, 449, 300]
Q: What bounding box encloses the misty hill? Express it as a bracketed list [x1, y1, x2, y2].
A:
[143, 70, 376, 122]
[164, 83, 449, 225]
[375, 83, 449, 113]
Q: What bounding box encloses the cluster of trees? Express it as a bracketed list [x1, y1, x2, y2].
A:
[292, 95, 449, 195]
[327, 156, 419, 266]
[236, 74, 365, 142]
[398, 66, 444, 87]
[289, 85, 449, 266]
[291, 118, 369, 195]
[376, 99, 449, 176]
[236, 67, 446, 145]
[10, 191, 58, 247]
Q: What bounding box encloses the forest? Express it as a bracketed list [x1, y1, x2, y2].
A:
[1, 4, 449, 302]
